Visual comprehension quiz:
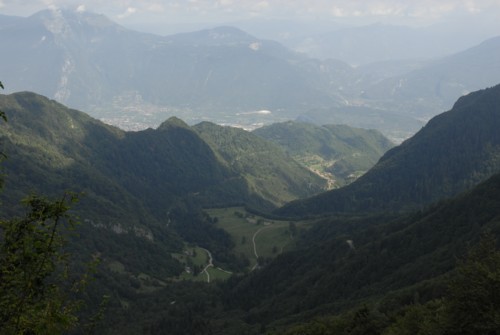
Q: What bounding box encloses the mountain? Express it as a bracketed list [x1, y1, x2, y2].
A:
[0, 92, 220, 295]
[193, 122, 327, 207]
[294, 105, 426, 143]
[293, 23, 436, 65]
[362, 36, 500, 117]
[0, 9, 338, 129]
[253, 121, 394, 187]
[289, 20, 500, 65]
[278, 84, 500, 217]
[0, 91, 335, 220]
[0, 92, 250, 216]
[4, 9, 498, 141]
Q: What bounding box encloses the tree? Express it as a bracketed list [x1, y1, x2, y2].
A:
[0, 82, 100, 334]
[382, 300, 444, 335]
[442, 234, 500, 334]
[383, 234, 500, 335]
[0, 193, 91, 334]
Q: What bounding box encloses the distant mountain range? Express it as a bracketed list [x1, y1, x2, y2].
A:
[362, 36, 500, 117]
[1, 9, 500, 140]
[278, 83, 500, 217]
[288, 21, 500, 65]
[0, 9, 338, 125]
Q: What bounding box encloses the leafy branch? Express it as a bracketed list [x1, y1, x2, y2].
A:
[0, 193, 94, 334]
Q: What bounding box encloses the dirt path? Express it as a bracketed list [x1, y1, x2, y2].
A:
[200, 248, 213, 283]
[251, 226, 272, 271]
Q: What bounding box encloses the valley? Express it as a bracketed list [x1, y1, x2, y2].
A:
[1, 5, 500, 335]
[0, 88, 499, 334]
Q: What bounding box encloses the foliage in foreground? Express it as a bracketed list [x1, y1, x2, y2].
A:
[0, 193, 97, 334]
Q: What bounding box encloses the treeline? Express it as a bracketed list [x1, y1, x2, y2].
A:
[280, 234, 500, 335]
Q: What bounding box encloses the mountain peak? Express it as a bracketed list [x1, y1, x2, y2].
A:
[166, 25, 257, 46]
[207, 26, 253, 38]
[157, 117, 190, 131]
[29, 8, 123, 35]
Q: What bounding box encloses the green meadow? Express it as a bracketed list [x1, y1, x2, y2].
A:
[206, 207, 306, 269]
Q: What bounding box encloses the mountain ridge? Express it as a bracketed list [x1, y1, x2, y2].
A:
[0, 9, 338, 123]
[278, 83, 500, 217]
[363, 36, 500, 115]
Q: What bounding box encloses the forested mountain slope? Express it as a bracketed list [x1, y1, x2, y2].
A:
[253, 121, 394, 186]
[193, 122, 327, 207]
[278, 84, 500, 217]
[0, 92, 249, 219]
[0, 92, 333, 280]
[0, 92, 330, 217]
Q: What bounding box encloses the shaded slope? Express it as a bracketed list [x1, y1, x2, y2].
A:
[278, 84, 500, 217]
[0, 92, 190, 290]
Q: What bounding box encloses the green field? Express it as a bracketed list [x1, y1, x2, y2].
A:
[169, 207, 310, 280]
[206, 267, 233, 281]
[206, 207, 305, 269]
[172, 246, 209, 282]
[172, 245, 234, 282]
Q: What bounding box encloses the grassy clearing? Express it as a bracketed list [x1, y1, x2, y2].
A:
[253, 225, 293, 258]
[169, 207, 311, 281]
[172, 246, 211, 282]
[206, 207, 306, 270]
[207, 267, 233, 281]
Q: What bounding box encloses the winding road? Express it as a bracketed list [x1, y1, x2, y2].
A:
[198, 248, 233, 283]
[199, 248, 213, 283]
[251, 226, 273, 271]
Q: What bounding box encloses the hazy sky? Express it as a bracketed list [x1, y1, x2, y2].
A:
[2, 0, 500, 34]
